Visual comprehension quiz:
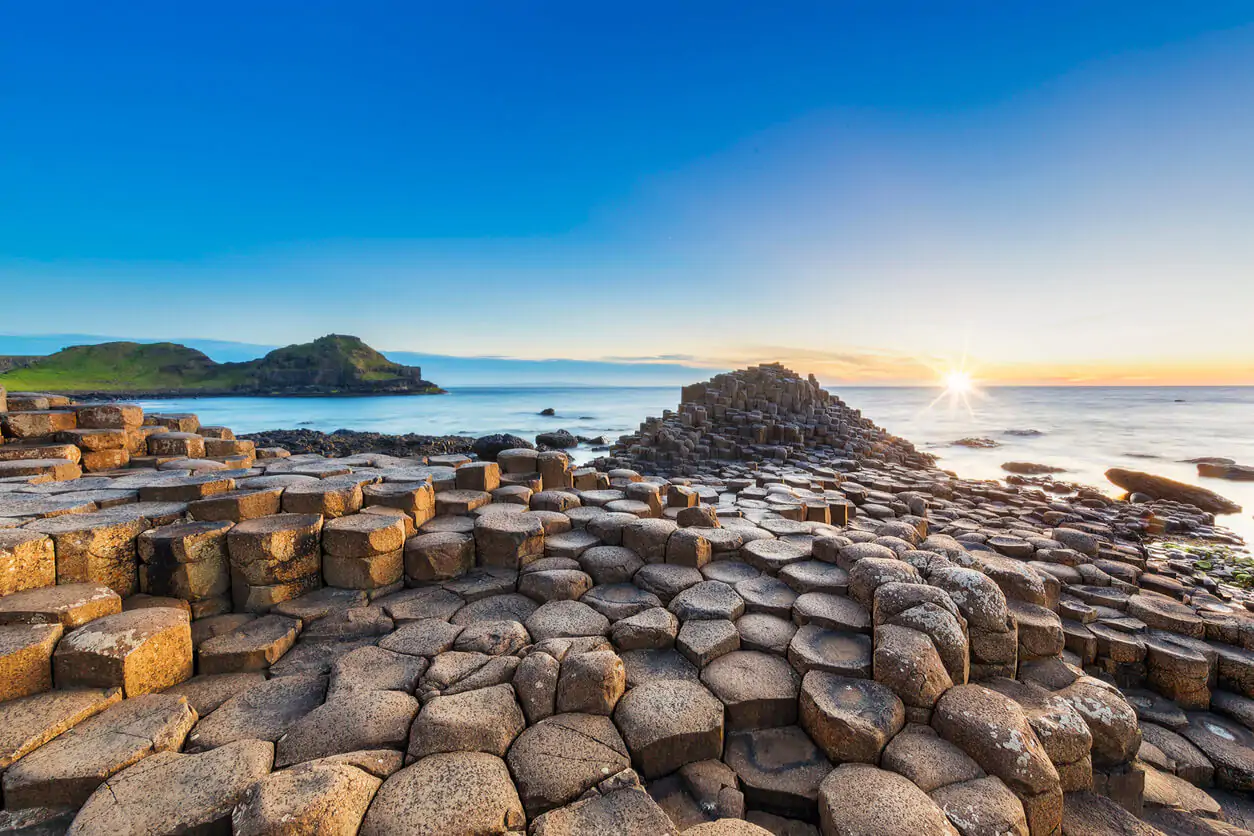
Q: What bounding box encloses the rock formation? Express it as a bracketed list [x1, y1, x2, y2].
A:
[0, 366, 1251, 834]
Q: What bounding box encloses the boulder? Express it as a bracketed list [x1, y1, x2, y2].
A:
[800, 672, 904, 764]
[506, 712, 630, 816]
[277, 688, 420, 767]
[67, 739, 273, 836]
[614, 679, 725, 778]
[701, 650, 800, 731]
[233, 761, 381, 836]
[408, 683, 525, 760]
[53, 607, 192, 697]
[360, 752, 524, 835]
[818, 763, 959, 835]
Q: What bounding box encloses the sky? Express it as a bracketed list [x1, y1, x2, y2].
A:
[3, 2, 1253, 385]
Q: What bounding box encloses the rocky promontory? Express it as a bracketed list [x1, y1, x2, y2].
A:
[0, 334, 443, 398]
[0, 365, 1252, 834]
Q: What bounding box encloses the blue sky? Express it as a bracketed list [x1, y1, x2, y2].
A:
[3, 2, 1253, 383]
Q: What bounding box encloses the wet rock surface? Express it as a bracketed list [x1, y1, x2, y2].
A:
[0, 365, 1251, 834]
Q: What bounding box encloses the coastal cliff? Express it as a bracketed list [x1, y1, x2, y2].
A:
[0, 334, 443, 398]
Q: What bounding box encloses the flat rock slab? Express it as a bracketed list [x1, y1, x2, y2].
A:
[507, 712, 631, 816]
[378, 618, 464, 657]
[360, 752, 525, 836]
[701, 650, 800, 732]
[54, 607, 192, 697]
[0, 687, 121, 771]
[67, 739, 273, 835]
[530, 786, 678, 835]
[197, 613, 300, 674]
[186, 673, 325, 751]
[788, 625, 873, 678]
[724, 725, 832, 819]
[526, 599, 610, 641]
[276, 688, 420, 767]
[670, 581, 746, 622]
[329, 645, 428, 698]
[233, 761, 382, 836]
[379, 586, 466, 623]
[614, 679, 725, 778]
[2, 693, 196, 809]
[0, 582, 121, 628]
[800, 671, 905, 764]
[818, 763, 958, 836]
[407, 683, 525, 760]
[162, 671, 266, 716]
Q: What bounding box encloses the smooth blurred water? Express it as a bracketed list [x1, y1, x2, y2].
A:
[137, 385, 1254, 541]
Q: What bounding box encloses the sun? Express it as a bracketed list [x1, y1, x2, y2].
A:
[944, 370, 973, 394]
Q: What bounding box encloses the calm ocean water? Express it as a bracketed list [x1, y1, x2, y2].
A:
[136, 385, 1254, 542]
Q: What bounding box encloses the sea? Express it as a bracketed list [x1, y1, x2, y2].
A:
[136, 385, 1254, 543]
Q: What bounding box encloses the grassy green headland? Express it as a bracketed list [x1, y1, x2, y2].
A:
[0, 334, 443, 396]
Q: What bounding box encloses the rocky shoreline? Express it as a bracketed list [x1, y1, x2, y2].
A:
[1, 367, 1253, 834]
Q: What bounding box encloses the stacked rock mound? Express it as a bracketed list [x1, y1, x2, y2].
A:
[0, 381, 1252, 835]
[602, 363, 936, 475]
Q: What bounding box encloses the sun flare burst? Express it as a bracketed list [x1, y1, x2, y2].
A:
[944, 370, 973, 394]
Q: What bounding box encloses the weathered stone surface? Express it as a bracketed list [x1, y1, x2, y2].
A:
[531, 786, 678, 836]
[0, 687, 121, 771]
[405, 531, 475, 583]
[163, 671, 265, 716]
[0, 623, 62, 702]
[932, 685, 1062, 835]
[678, 618, 740, 667]
[360, 752, 525, 836]
[26, 512, 145, 595]
[930, 776, 1028, 836]
[556, 649, 626, 715]
[1180, 711, 1254, 791]
[227, 513, 323, 586]
[475, 512, 544, 568]
[670, 581, 746, 622]
[54, 606, 192, 696]
[2, 693, 196, 809]
[514, 650, 561, 724]
[724, 725, 831, 819]
[788, 624, 873, 678]
[701, 650, 800, 731]
[408, 683, 524, 759]
[881, 724, 986, 794]
[197, 613, 300, 674]
[278, 688, 420, 767]
[379, 618, 463, 657]
[66, 739, 273, 836]
[0, 529, 55, 595]
[614, 679, 725, 778]
[818, 764, 959, 835]
[187, 673, 325, 750]
[527, 599, 610, 641]
[329, 644, 427, 698]
[873, 624, 952, 710]
[612, 607, 679, 650]
[800, 671, 904, 764]
[507, 712, 631, 816]
[232, 761, 382, 836]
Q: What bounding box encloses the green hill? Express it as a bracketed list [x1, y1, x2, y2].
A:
[0, 335, 442, 396]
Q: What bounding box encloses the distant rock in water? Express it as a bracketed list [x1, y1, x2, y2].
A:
[952, 437, 1000, 449]
[1197, 462, 1254, 482]
[1003, 429, 1044, 437]
[1123, 452, 1162, 460]
[1182, 457, 1236, 466]
[472, 434, 534, 461]
[539, 408, 555, 416]
[536, 429, 578, 449]
[1001, 462, 1068, 475]
[1105, 468, 1242, 514]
